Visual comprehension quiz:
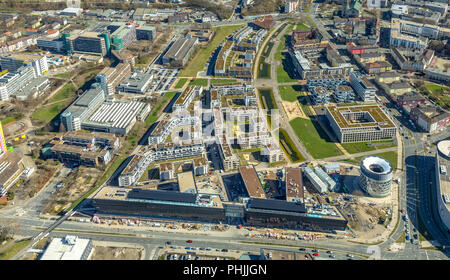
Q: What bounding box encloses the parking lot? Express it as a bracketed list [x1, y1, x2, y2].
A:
[147, 66, 179, 93]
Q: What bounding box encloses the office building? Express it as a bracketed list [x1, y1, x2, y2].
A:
[136, 26, 156, 41]
[326, 105, 397, 143]
[116, 72, 153, 94]
[0, 66, 36, 101]
[64, 30, 108, 56]
[37, 37, 64, 53]
[435, 140, 450, 232]
[359, 156, 393, 197]
[96, 63, 132, 96]
[40, 235, 93, 260]
[0, 53, 48, 77]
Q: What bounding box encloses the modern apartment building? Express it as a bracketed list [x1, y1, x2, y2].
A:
[349, 71, 376, 102]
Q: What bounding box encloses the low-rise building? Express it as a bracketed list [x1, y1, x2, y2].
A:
[162, 37, 198, 67]
[410, 104, 450, 133]
[40, 235, 93, 260]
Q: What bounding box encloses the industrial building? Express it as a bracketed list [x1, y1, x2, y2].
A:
[40, 235, 93, 260]
[359, 156, 393, 198]
[326, 105, 397, 143]
[162, 37, 198, 67]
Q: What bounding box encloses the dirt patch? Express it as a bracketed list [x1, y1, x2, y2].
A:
[90, 246, 143, 260]
[282, 101, 306, 120]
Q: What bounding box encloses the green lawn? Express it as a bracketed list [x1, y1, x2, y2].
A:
[295, 23, 310, 30]
[189, 78, 208, 86]
[290, 117, 343, 159]
[425, 83, 450, 94]
[261, 41, 274, 59]
[180, 24, 243, 77]
[1, 114, 23, 126]
[274, 34, 287, 61]
[341, 140, 396, 154]
[210, 79, 237, 85]
[31, 83, 77, 125]
[174, 78, 188, 89]
[277, 128, 306, 163]
[0, 240, 31, 260]
[355, 151, 398, 170]
[279, 85, 302, 102]
[341, 142, 377, 154]
[277, 64, 296, 83]
[257, 62, 271, 79]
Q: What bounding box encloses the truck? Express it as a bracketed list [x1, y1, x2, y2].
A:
[153, 223, 161, 227]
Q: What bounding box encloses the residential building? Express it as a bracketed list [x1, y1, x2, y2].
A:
[410, 104, 450, 133]
[349, 71, 376, 102]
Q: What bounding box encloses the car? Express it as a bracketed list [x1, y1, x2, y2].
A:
[206, 248, 212, 251]
[327, 250, 333, 254]
[313, 252, 319, 256]
[186, 240, 193, 243]
[406, 235, 410, 240]
[200, 248, 205, 250]
[185, 246, 191, 250]
[299, 248, 306, 251]
[346, 254, 354, 258]
[221, 249, 228, 252]
[329, 254, 335, 258]
[312, 249, 318, 252]
[166, 241, 172, 245]
[413, 228, 417, 232]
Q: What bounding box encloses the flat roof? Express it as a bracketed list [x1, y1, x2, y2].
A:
[239, 165, 266, 199]
[127, 188, 197, 204]
[327, 105, 396, 129]
[177, 171, 197, 194]
[248, 198, 307, 213]
[285, 167, 303, 202]
[438, 141, 450, 211]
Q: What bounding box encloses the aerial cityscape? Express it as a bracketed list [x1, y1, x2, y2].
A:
[0, 0, 449, 263]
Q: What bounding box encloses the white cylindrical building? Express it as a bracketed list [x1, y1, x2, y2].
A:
[359, 156, 393, 198]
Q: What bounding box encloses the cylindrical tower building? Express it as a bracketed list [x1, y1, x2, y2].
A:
[359, 155, 393, 198]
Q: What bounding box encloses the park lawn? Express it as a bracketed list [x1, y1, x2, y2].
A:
[210, 79, 237, 85]
[257, 62, 271, 79]
[0, 240, 31, 260]
[189, 78, 208, 86]
[425, 83, 449, 94]
[274, 34, 287, 61]
[295, 23, 310, 30]
[355, 151, 398, 170]
[261, 41, 274, 59]
[279, 85, 302, 102]
[277, 128, 306, 163]
[43, 83, 77, 105]
[31, 83, 77, 125]
[180, 24, 243, 77]
[277, 64, 296, 83]
[341, 142, 377, 154]
[174, 78, 188, 89]
[290, 117, 343, 159]
[1, 114, 23, 126]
